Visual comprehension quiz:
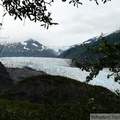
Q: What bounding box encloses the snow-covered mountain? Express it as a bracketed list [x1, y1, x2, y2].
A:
[59, 29, 120, 59]
[0, 57, 119, 92]
[0, 39, 57, 57]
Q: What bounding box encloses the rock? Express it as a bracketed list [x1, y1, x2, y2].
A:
[0, 62, 13, 89]
[6, 67, 46, 82]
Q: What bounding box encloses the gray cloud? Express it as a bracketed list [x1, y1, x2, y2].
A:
[0, 0, 120, 46]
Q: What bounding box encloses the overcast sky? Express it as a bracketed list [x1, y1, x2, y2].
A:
[0, 0, 120, 46]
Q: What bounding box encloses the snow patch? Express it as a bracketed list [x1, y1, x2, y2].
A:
[23, 46, 30, 50]
[38, 46, 45, 51]
[32, 43, 38, 47]
[21, 41, 27, 46]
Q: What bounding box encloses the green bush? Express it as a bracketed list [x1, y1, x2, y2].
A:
[0, 98, 119, 120]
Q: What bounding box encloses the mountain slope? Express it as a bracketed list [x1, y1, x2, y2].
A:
[0, 74, 118, 104]
[59, 30, 120, 61]
[0, 75, 119, 120]
[0, 39, 57, 57]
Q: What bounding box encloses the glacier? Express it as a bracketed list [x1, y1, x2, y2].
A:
[0, 57, 119, 92]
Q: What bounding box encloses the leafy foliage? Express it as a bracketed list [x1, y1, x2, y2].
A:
[0, 98, 119, 120]
[1, 0, 111, 28]
[73, 36, 120, 83]
[1, 0, 57, 29]
[90, 0, 111, 5]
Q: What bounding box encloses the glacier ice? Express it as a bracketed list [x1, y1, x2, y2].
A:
[0, 57, 119, 92]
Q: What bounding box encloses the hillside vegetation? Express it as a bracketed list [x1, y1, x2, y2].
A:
[0, 74, 120, 120]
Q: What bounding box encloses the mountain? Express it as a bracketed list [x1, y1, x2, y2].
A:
[59, 29, 120, 61]
[0, 39, 57, 57]
[1, 29, 120, 58]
